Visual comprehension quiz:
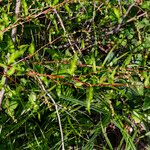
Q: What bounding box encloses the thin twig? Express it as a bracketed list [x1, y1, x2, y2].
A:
[118, 0, 123, 16]
[54, 9, 76, 54]
[115, 3, 135, 31]
[0, 0, 21, 110]
[106, 3, 135, 35]
[106, 11, 147, 36]
[126, 12, 147, 23]
[35, 75, 65, 150]
[11, 0, 21, 43]
[0, 67, 7, 110]
[1, 0, 74, 34]
[14, 36, 61, 65]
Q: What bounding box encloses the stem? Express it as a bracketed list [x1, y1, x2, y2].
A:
[35, 75, 65, 150]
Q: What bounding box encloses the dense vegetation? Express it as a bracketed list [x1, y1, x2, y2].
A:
[0, 0, 150, 149]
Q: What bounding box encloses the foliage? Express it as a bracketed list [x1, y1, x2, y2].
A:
[0, 0, 150, 149]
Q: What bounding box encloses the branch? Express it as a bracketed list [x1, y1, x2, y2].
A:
[106, 3, 135, 35]
[35, 75, 65, 150]
[54, 9, 76, 54]
[126, 12, 147, 23]
[11, 0, 21, 43]
[1, 0, 74, 34]
[0, 0, 21, 110]
[0, 67, 7, 110]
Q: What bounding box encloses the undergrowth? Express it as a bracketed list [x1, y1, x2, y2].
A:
[0, 0, 150, 149]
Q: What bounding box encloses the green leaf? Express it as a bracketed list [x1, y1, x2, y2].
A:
[29, 92, 36, 102]
[68, 52, 78, 75]
[28, 42, 35, 54]
[81, 39, 85, 49]
[113, 8, 121, 23]
[136, 81, 144, 96]
[99, 73, 107, 84]
[52, 0, 59, 5]
[8, 50, 24, 64]
[27, 92, 39, 112]
[8, 45, 28, 64]
[92, 55, 96, 73]
[50, 14, 59, 33]
[56, 84, 61, 97]
[123, 54, 132, 66]
[4, 100, 18, 122]
[7, 67, 15, 76]
[143, 95, 150, 111]
[141, 1, 150, 10]
[109, 67, 117, 84]
[2, 13, 9, 26]
[86, 86, 93, 114]
[102, 44, 117, 67]
[144, 75, 149, 87]
[0, 30, 4, 41]
[60, 96, 103, 113]
[75, 82, 83, 88]
[22, 0, 28, 15]
[65, 4, 72, 17]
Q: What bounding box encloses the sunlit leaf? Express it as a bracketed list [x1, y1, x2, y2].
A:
[136, 81, 144, 96]
[8, 50, 24, 64]
[65, 4, 72, 17]
[7, 66, 15, 76]
[27, 92, 39, 112]
[113, 7, 121, 23]
[22, 0, 28, 15]
[68, 52, 78, 75]
[28, 42, 35, 54]
[86, 86, 93, 114]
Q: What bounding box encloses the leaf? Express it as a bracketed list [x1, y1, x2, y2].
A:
[68, 52, 78, 75]
[82, 121, 102, 150]
[99, 73, 107, 84]
[141, 1, 150, 10]
[8, 50, 24, 64]
[143, 95, 150, 111]
[113, 8, 121, 23]
[0, 30, 4, 41]
[52, 0, 59, 5]
[109, 67, 117, 84]
[4, 100, 18, 122]
[143, 35, 150, 48]
[8, 45, 28, 64]
[60, 96, 103, 113]
[101, 123, 113, 150]
[50, 14, 59, 33]
[86, 86, 93, 114]
[7, 67, 16, 76]
[28, 42, 35, 54]
[136, 81, 144, 96]
[123, 54, 132, 66]
[136, 18, 149, 29]
[2, 13, 9, 26]
[27, 92, 39, 112]
[132, 111, 141, 124]
[144, 75, 149, 87]
[22, 0, 28, 15]
[102, 44, 117, 67]
[75, 82, 83, 88]
[29, 92, 36, 102]
[81, 39, 85, 49]
[91, 55, 96, 73]
[56, 84, 61, 97]
[65, 4, 72, 17]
